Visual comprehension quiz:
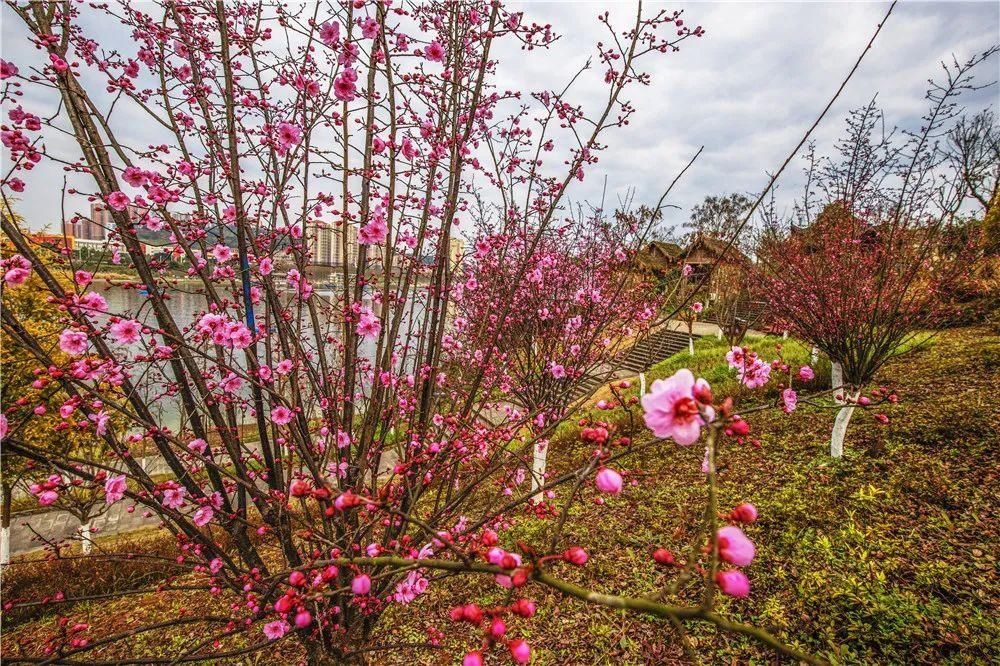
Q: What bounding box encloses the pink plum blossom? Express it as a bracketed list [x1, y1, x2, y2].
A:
[725, 346, 745, 368]
[59, 330, 89, 356]
[358, 217, 388, 245]
[716, 570, 750, 598]
[276, 122, 301, 154]
[334, 68, 357, 101]
[110, 319, 142, 345]
[717, 525, 755, 566]
[781, 388, 797, 413]
[162, 486, 187, 510]
[38, 490, 59, 506]
[271, 406, 294, 425]
[0, 59, 18, 79]
[393, 570, 429, 604]
[106, 191, 130, 211]
[424, 41, 446, 62]
[262, 620, 289, 640]
[193, 506, 214, 527]
[595, 467, 622, 494]
[211, 244, 233, 263]
[319, 21, 340, 46]
[104, 474, 127, 504]
[356, 308, 381, 339]
[641, 369, 712, 445]
[4, 267, 29, 286]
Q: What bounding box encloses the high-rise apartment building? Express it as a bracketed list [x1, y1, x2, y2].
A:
[308, 222, 360, 266]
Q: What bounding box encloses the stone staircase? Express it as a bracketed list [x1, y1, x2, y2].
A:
[700, 300, 769, 328]
[619, 327, 697, 373]
[571, 327, 698, 400]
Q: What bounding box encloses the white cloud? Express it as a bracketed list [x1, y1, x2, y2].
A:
[2, 1, 997, 233]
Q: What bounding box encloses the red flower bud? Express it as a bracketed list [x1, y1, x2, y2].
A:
[461, 604, 483, 625]
[511, 598, 536, 618]
[511, 568, 529, 587]
[693, 382, 713, 405]
[274, 594, 294, 614]
[652, 548, 675, 566]
[727, 417, 750, 436]
[729, 503, 758, 524]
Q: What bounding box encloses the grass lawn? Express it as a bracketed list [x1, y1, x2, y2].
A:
[3, 327, 998, 664]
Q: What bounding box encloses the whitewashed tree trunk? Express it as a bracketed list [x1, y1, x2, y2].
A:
[716, 328, 723, 341]
[810, 347, 819, 365]
[0, 484, 9, 566]
[80, 522, 93, 555]
[639, 372, 646, 397]
[830, 390, 861, 458]
[831, 361, 844, 404]
[530, 441, 547, 500]
[782, 330, 789, 340]
[688, 336, 695, 356]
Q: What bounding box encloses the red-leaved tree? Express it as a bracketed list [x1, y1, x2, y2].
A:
[759, 51, 996, 457]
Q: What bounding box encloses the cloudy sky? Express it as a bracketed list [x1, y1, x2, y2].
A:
[2, 1, 998, 236]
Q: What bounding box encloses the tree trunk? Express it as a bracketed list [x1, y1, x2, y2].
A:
[830, 390, 861, 458]
[1, 482, 11, 566]
[304, 635, 367, 665]
[831, 361, 844, 404]
[688, 336, 695, 356]
[782, 330, 789, 339]
[810, 347, 819, 365]
[716, 328, 722, 341]
[80, 521, 93, 555]
[639, 372, 646, 398]
[530, 440, 547, 499]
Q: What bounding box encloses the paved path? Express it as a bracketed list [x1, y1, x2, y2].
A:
[7, 500, 164, 555]
[3, 447, 400, 558]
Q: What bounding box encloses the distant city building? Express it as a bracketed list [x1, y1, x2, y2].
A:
[308, 222, 359, 266]
[63, 203, 111, 241]
[31, 232, 74, 252]
[449, 237, 465, 268]
[64, 203, 192, 242]
[74, 236, 148, 258]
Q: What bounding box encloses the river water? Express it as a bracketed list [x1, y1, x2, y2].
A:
[98, 282, 425, 431]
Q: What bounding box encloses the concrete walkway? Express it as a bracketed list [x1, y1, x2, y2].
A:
[3, 446, 401, 558]
[7, 500, 164, 555]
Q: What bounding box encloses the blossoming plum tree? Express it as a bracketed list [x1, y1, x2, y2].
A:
[0, 0, 881, 663]
[457, 209, 661, 493]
